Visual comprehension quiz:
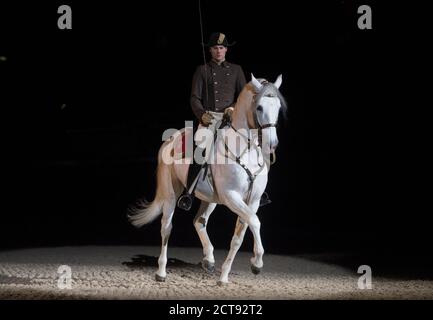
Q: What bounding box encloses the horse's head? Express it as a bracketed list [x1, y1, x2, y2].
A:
[248, 73, 287, 155]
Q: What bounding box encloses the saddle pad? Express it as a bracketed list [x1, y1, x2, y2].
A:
[173, 129, 193, 160]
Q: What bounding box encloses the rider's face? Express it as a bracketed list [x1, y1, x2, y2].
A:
[210, 45, 227, 62]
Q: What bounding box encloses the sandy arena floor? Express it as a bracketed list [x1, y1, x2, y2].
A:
[0, 246, 432, 300]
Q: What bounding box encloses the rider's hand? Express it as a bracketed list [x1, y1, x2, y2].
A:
[201, 112, 214, 126]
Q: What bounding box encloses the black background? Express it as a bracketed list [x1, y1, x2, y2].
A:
[0, 0, 431, 275]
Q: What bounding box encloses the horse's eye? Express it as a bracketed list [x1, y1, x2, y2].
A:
[257, 105, 263, 112]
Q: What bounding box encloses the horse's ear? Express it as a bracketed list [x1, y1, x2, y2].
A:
[251, 73, 262, 92]
[274, 74, 283, 89]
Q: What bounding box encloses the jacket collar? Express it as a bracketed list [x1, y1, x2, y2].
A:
[209, 60, 229, 68]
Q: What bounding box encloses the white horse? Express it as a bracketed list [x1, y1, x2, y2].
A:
[128, 74, 286, 284]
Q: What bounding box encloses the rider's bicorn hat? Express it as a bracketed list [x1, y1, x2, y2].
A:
[203, 32, 236, 47]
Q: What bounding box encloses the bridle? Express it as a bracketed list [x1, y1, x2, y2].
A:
[252, 81, 278, 165]
[252, 81, 277, 125]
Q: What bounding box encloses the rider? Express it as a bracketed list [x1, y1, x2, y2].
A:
[177, 32, 271, 211]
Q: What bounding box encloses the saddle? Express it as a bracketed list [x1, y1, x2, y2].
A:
[172, 130, 216, 193]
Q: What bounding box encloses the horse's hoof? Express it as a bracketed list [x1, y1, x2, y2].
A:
[155, 274, 166, 282]
[217, 280, 229, 286]
[251, 265, 262, 275]
[202, 260, 215, 273]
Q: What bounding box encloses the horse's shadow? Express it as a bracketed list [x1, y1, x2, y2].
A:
[122, 255, 202, 270]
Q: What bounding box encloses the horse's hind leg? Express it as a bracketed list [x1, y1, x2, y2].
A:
[193, 201, 217, 273]
[155, 171, 183, 282]
[219, 217, 248, 284]
[155, 199, 176, 282]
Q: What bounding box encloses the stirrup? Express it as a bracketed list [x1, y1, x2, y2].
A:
[259, 192, 272, 207]
[177, 193, 194, 211]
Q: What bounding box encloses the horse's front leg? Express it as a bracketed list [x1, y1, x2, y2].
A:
[193, 201, 217, 272]
[246, 201, 263, 275]
[220, 192, 263, 284]
[219, 217, 249, 284]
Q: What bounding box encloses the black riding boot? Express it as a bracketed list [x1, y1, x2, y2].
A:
[177, 161, 203, 211]
[259, 191, 272, 207]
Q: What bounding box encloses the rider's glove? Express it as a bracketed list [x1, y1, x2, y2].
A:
[201, 112, 214, 126]
[223, 107, 234, 121]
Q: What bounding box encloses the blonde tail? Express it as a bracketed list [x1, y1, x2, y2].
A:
[128, 141, 173, 228]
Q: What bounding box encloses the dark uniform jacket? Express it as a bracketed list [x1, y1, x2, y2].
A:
[191, 60, 246, 121]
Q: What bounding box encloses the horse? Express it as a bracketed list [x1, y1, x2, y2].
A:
[128, 74, 287, 284]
